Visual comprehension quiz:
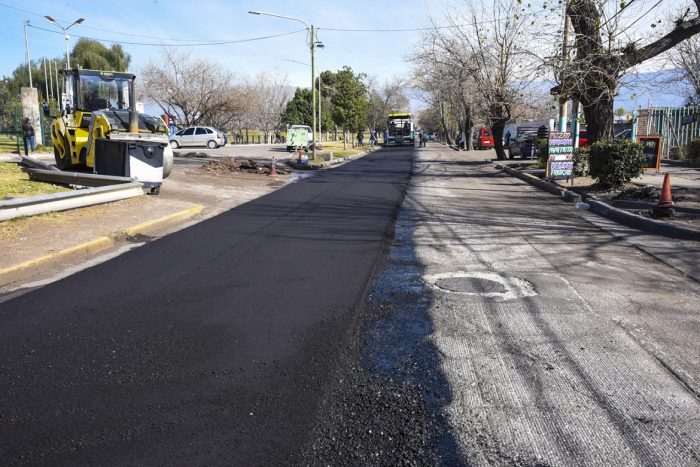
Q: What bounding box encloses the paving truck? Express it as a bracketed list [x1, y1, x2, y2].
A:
[48, 69, 173, 194]
[384, 113, 414, 146]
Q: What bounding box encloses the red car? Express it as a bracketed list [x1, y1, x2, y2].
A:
[473, 127, 495, 149]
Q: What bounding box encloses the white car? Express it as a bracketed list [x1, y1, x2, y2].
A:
[170, 126, 225, 149]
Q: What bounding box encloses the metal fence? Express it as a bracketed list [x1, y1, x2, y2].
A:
[640, 106, 700, 158]
[0, 109, 22, 154]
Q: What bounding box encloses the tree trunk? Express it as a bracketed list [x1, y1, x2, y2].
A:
[582, 92, 614, 144]
[440, 100, 453, 146]
[492, 122, 506, 160]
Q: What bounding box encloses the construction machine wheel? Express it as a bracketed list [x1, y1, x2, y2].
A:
[207, 140, 217, 149]
[55, 136, 73, 170]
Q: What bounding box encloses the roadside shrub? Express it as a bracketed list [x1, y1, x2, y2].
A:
[686, 138, 700, 163]
[536, 138, 548, 169]
[588, 138, 645, 187]
[573, 146, 590, 177]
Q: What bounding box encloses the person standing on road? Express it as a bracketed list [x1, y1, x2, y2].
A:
[22, 118, 35, 156]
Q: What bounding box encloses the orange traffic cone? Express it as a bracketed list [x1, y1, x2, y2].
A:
[269, 156, 277, 176]
[653, 173, 674, 218]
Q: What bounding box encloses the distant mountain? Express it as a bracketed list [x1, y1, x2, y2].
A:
[616, 69, 689, 110]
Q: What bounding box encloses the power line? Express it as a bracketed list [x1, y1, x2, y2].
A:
[624, 0, 664, 31]
[318, 6, 559, 32]
[599, 0, 638, 29]
[0, 1, 248, 43]
[27, 24, 306, 47]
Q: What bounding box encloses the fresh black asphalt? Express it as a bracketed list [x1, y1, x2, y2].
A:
[0, 147, 413, 465]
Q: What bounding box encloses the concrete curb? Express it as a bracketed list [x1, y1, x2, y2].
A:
[119, 204, 203, 237]
[287, 147, 377, 170]
[0, 204, 204, 287]
[583, 197, 700, 241]
[495, 164, 582, 203]
[495, 163, 700, 242]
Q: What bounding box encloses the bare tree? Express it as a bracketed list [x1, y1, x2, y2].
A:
[247, 71, 293, 143]
[429, 0, 534, 159]
[366, 77, 410, 132]
[561, 0, 700, 143]
[140, 48, 245, 128]
[667, 35, 700, 104]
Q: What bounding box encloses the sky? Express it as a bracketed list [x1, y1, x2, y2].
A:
[0, 0, 437, 95]
[0, 0, 692, 113]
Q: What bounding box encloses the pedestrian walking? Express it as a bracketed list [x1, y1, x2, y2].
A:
[22, 118, 35, 156]
[370, 130, 377, 146]
[357, 130, 364, 147]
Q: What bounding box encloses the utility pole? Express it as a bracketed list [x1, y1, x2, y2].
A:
[24, 20, 33, 88]
[318, 74, 322, 144]
[43, 58, 49, 101]
[307, 28, 317, 153]
[48, 58, 54, 99]
[248, 11, 318, 159]
[558, 0, 570, 132]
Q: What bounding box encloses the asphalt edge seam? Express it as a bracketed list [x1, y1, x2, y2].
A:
[0, 204, 204, 287]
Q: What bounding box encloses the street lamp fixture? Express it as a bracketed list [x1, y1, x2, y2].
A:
[249, 10, 319, 159]
[44, 15, 85, 69]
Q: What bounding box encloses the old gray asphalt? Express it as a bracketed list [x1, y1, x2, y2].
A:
[362, 144, 700, 464]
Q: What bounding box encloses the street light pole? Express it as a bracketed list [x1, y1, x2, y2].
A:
[44, 16, 85, 69]
[249, 10, 317, 159]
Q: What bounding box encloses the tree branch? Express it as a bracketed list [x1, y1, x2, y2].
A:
[624, 16, 700, 66]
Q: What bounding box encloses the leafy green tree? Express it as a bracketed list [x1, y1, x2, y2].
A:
[281, 87, 313, 126]
[70, 39, 130, 71]
[330, 66, 369, 142]
[3, 58, 60, 103]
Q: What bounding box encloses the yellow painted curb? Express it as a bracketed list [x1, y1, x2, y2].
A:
[119, 204, 204, 237]
[0, 236, 113, 286]
[0, 204, 204, 288]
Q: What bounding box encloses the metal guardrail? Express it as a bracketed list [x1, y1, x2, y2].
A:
[0, 182, 144, 222]
[22, 168, 134, 187]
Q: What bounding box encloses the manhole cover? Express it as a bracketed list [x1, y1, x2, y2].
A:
[434, 277, 506, 294]
[423, 271, 537, 300]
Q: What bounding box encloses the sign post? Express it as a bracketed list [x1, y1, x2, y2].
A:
[636, 136, 662, 172]
[546, 131, 574, 181]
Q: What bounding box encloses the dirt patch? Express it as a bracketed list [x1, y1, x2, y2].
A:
[199, 157, 292, 176]
[565, 180, 700, 230]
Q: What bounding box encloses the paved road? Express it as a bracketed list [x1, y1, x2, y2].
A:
[0, 147, 412, 465]
[311, 144, 699, 464]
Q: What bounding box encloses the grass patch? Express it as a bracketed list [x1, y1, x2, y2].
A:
[318, 140, 373, 158]
[0, 162, 69, 199]
[0, 135, 21, 154]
